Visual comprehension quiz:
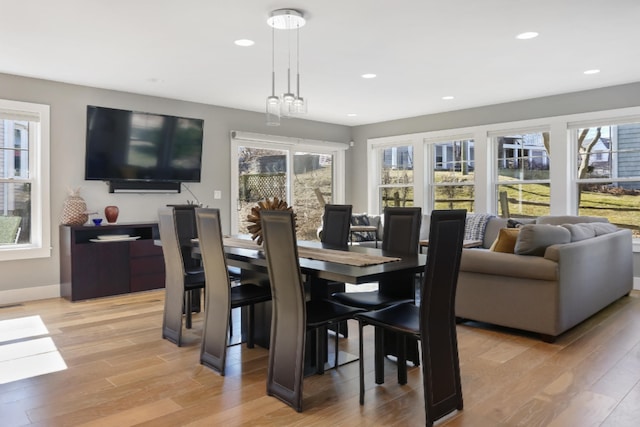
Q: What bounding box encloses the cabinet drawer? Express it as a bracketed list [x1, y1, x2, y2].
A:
[130, 239, 163, 257]
[131, 273, 165, 292]
[130, 256, 165, 277]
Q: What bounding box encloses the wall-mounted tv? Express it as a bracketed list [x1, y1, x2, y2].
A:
[84, 106, 204, 188]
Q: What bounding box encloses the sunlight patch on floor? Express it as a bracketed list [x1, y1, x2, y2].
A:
[0, 316, 67, 384]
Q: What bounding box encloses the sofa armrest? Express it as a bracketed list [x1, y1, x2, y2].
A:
[460, 248, 558, 281]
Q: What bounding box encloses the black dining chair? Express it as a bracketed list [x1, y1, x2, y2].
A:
[194, 208, 271, 375]
[331, 207, 422, 309]
[261, 209, 363, 412]
[355, 209, 466, 427]
[321, 204, 353, 337]
[158, 207, 206, 346]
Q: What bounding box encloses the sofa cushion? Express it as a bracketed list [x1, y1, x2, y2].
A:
[461, 249, 558, 281]
[536, 215, 608, 225]
[350, 214, 376, 241]
[514, 224, 571, 256]
[591, 222, 619, 236]
[561, 223, 597, 242]
[489, 228, 520, 253]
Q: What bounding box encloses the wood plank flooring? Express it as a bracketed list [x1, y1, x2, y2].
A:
[1, 290, 639, 426]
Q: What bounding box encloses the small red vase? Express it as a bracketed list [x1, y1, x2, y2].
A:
[105, 206, 119, 223]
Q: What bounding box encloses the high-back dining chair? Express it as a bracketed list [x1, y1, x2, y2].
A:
[158, 207, 206, 346]
[261, 210, 363, 412]
[331, 207, 422, 309]
[195, 208, 271, 375]
[320, 204, 352, 247]
[321, 204, 353, 337]
[355, 209, 466, 426]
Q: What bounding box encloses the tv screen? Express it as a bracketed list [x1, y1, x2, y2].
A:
[85, 106, 204, 183]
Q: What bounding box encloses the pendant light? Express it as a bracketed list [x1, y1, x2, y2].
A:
[266, 9, 307, 125]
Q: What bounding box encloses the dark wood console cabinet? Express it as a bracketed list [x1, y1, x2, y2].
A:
[60, 222, 165, 301]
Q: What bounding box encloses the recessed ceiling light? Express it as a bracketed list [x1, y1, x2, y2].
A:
[516, 32, 539, 40]
[584, 69, 601, 75]
[442, 96, 454, 100]
[234, 39, 255, 47]
[347, 113, 358, 117]
[147, 78, 163, 83]
[361, 73, 377, 79]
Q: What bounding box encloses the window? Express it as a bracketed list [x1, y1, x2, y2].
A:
[231, 132, 346, 241]
[377, 145, 414, 209]
[432, 139, 475, 211]
[0, 100, 50, 261]
[573, 122, 640, 237]
[494, 130, 550, 217]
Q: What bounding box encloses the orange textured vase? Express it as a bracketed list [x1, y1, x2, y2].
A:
[104, 205, 119, 223]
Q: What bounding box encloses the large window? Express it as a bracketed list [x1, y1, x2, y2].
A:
[0, 100, 50, 261]
[494, 131, 550, 218]
[231, 132, 345, 241]
[574, 122, 640, 237]
[432, 139, 475, 211]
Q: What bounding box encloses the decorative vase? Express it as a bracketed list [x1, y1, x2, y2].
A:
[61, 188, 89, 225]
[105, 206, 119, 223]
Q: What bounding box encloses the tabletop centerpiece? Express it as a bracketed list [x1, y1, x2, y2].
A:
[246, 197, 296, 245]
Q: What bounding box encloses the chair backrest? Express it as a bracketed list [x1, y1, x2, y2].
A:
[170, 204, 200, 269]
[261, 209, 306, 412]
[195, 208, 231, 374]
[381, 207, 422, 255]
[0, 216, 21, 244]
[157, 207, 188, 344]
[321, 204, 352, 247]
[419, 209, 466, 425]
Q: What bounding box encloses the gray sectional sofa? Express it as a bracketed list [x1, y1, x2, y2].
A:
[456, 215, 633, 341]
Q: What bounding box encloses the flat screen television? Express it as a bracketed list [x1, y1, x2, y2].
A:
[84, 106, 204, 185]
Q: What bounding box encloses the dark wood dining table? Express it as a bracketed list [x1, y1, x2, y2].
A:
[191, 236, 427, 373]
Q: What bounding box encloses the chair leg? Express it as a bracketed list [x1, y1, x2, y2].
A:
[374, 327, 384, 384]
[316, 326, 326, 375]
[397, 335, 407, 385]
[247, 305, 255, 349]
[229, 311, 234, 337]
[359, 320, 365, 405]
[334, 322, 340, 368]
[185, 290, 193, 330]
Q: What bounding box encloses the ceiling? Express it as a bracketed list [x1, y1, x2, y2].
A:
[2, 0, 640, 126]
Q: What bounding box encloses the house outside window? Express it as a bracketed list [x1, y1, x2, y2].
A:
[0, 99, 50, 261]
[494, 131, 550, 218]
[574, 123, 640, 237]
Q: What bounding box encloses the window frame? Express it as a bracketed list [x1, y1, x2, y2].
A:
[0, 99, 50, 261]
[229, 131, 347, 235]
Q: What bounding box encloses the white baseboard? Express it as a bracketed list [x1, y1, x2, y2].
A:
[0, 284, 60, 305]
[635, 277, 640, 290]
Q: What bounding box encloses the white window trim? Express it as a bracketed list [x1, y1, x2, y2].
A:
[0, 99, 50, 261]
[229, 131, 347, 234]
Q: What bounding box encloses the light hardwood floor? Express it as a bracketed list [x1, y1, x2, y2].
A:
[1, 289, 639, 426]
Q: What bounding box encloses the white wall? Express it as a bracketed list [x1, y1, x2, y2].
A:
[0, 73, 351, 302]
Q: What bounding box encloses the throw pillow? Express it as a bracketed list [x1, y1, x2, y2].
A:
[489, 228, 520, 253]
[464, 213, 495, 241]
[514, 224, 571, 256]
[350, 214, 375, 242]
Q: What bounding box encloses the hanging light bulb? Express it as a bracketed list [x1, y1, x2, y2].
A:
[266, 25, 280, 126]
[281, 27, 295, 117]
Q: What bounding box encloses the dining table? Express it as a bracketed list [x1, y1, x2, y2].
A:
[191, 235, 427, 373]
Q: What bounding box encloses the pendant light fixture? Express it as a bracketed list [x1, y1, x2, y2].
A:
[266, 8, 307, 125]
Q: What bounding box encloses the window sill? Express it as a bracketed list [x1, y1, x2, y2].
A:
[0, 246, 51, 262]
